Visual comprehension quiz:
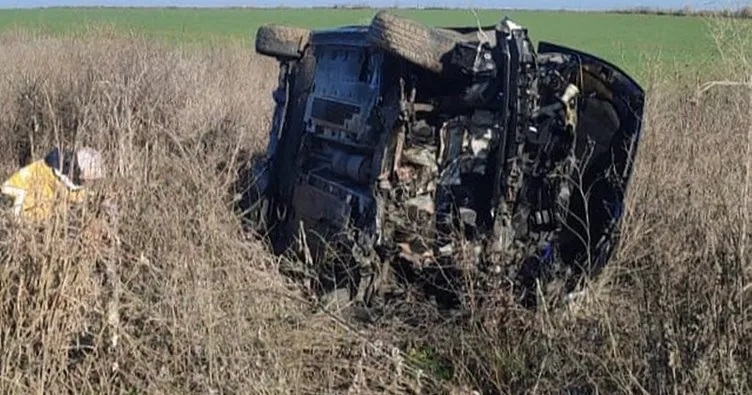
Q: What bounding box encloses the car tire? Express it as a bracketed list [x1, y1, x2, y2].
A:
[255, 24, 311, 59]
[367, 11, 462, 74]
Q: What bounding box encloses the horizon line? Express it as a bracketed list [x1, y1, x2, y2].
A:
[0, 4, 738, 11]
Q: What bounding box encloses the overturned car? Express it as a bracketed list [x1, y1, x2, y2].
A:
[241, 11, 645, 310]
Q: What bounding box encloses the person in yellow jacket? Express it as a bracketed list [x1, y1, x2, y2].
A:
[1, 146, 106, 223]
[1, 145, 120, 367]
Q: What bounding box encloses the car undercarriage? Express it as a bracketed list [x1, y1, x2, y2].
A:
[239, 11, 645, 311]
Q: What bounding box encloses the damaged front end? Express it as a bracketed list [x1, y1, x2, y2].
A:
[245, 12, 645, 310]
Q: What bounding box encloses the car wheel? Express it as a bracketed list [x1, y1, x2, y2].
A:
[255, 24, 311, 60]
[367, 11, 462, 74]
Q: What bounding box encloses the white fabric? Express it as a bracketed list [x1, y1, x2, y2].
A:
[53, 168, 84, 191]
[1, 185, 26, 216]
[76, 147, 105, 181]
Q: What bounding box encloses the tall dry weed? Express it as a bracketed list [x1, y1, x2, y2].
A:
[0, 31, 424, 394]
[0, 18, 749, 395]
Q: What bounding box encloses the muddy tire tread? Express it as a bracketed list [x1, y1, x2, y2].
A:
[367, 11, 462, 74]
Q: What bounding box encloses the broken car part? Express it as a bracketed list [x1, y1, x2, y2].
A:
[243, 11, 645, 310]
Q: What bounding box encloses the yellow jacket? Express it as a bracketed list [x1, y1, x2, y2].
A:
[1, 159, 87, 222]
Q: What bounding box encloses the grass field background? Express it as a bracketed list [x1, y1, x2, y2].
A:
[0, 7, 734, 81]
[0, 6, 750, 394]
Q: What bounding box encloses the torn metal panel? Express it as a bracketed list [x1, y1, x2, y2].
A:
[247, 12, 646, 311]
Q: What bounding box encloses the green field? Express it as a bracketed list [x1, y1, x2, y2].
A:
[0, 7, 739, 82]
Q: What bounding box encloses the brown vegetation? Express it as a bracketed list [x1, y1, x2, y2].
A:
[0, 20, 749, 394]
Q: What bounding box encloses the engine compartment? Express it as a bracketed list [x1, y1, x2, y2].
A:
[286, 23, 586, 303]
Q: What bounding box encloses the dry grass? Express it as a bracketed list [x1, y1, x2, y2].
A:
[0, 20, 749, 395]
[0, 27, 424, 394]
